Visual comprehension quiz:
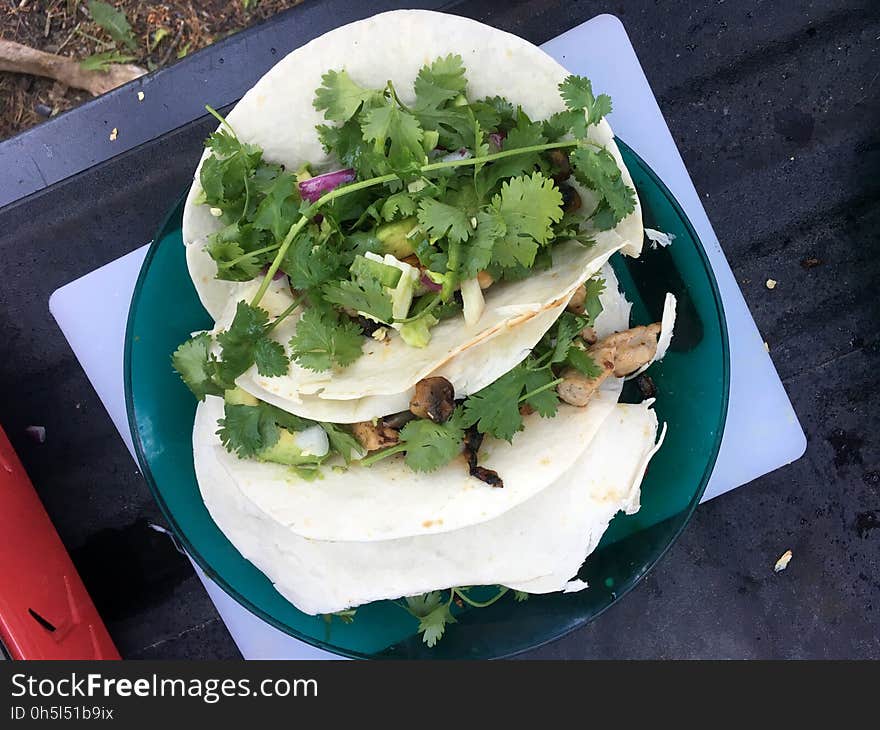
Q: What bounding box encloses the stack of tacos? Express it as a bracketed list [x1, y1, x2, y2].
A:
[173, 11, 676, 637]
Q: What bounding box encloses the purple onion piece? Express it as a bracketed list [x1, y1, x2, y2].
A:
[298, 168, 356, 203]
[489, 132, 505, 151]
[421, 273, 442, 292]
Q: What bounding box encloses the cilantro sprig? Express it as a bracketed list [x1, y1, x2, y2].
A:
[402, 587, 514, 647]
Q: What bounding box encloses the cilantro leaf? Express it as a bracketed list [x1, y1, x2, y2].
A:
[414, 54, 467, 110]
[313, 69, 378, 122]
[417, 198, 472, 244]
[217, 402, 279, 458]
[490, 172, 563, 268]
[473, 96, 517, 132]
[570, 147, 636, 226]
[321, 277, 393, 323]
[288, 307, 364, 371]
[559, 75, 612, 130]
[253, 338, 289, 377]
[380, 192, 417, 221]
[458, 210, 502, 279]
[513, 591, 530, 602]
[478, 113, 547, 194]
[398, 415, 465, 473]
[404, 592, 456, 648]
[252, 170, 300, 241]
[361, 103, 426, 173]
[171, 333, 223, 401]
[320, 422, 364, 463]
[216, 301, 274, 386]
[461, 367, 527, 442]
[318, 118, 388, 179]
[521, 366, 560, 419]
[206, 223, 271, 282]
[566, 346, 603, 378]
[583, 277, 605, 325]
[281, 229, 344, 291]
[550, 312, 586, 364]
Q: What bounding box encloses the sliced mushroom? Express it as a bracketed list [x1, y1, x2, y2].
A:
[351, 421, 399, 452]
[556, 346, 615, 406]
[546, 148, 572, 182]
[566, 283, 587, 314]
[410, 376, 455, 423]
[558, 182, 582, 213]
[382, 410, 416, 430]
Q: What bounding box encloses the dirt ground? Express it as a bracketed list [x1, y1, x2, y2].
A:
[0, 0, 303, 141]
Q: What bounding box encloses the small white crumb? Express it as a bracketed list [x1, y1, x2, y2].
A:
[790, 156, 795, 161]
[765, 278, 777, 290]
[209, 207, 223, 217]
[371, 327, 388, 341]
[137, 91, 145, 101]
[470, 216, 478, 229]
[774, 549, 793, 572]
[109, 127, 118, 141]
[25, 425, 46, 444]
[763, 341, 770, 352]
[562, 579, 589, 593]
[645, 228, 676, 249]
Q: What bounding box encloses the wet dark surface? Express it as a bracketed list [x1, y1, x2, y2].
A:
[0, 0, 877, 659]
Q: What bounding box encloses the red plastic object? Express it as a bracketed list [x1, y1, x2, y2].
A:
[0, 426, 119, 659]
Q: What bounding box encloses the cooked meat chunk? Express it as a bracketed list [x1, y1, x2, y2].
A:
[351, 421, 399, 452]
[579, 325, 597, 344]
[410, 376, 455, 423]
[566, 283, 587, 314]
[557, 346, 615, 406]
[600, 323, 661, 377]
[556, 323, 662, 407]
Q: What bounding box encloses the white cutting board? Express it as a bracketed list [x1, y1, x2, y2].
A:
[50, 14, 805, 659]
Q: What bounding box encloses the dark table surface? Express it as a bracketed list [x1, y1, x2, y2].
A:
[1, 0, 878, 659]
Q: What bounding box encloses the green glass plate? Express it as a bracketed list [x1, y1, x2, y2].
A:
[125, 140, 729, 659]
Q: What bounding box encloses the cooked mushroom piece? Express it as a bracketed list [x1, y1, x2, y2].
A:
[410, 376, 455, 423]
[558, 182, 582, 213]
[351, 421, 399, 452]
[556, 345, 615, 406]
[382, 410, 416, 430]
[566, 283, 587, 314]
[546, 148, 572, 182]
[463, 426, 503, 488]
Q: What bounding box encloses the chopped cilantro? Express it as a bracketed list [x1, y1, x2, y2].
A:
[288, 307, 364, 372]
[398, 416, 465, 473]
[321, 276, 393, 324]
[171, 332, 223, 401]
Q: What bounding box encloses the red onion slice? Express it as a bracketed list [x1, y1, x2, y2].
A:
[298, 168, 356, 203]
[420, 273, 442, 292]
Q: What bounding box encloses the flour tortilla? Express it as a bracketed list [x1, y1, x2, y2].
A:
[183, 9, 642, 408]
[236, 261, 630, 423]
[195, 399, 660, 615]
[194, 377, 623, 542]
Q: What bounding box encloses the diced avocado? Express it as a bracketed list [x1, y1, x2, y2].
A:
[376, 217, 419, 258]
[258, 429, 323, 466]
[400, 313, 438, 348]
[351, 255, 402, 288]
[224, 387, 258, 406]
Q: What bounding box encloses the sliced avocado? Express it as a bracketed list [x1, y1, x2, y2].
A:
[351, 255, 402, 288]
[224, 387, 258, 406]
[376, 217, 419, 258]
[400, 313, 438, 348]
[258, 429, 318, 466]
